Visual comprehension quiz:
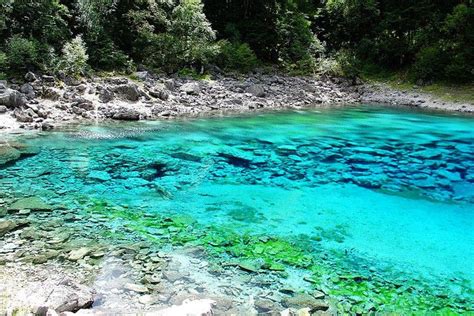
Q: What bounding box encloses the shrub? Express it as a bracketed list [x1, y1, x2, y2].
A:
[335, 49, 362, 79]
[0, 51, 7, 79]
[215, 40, 258, 73]
[88, 39, 134, 72]
[58, 35, 89, 77]
[316, 57, 343, 77]
[411, 46, 447, 81]
[5, 36, 39, 74]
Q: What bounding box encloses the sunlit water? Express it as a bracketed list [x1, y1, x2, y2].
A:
[1, 104, 473, 308]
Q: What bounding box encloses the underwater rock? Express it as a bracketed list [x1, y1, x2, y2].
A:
[68, 247, 92, 261]
[237, 261, 260, 273]
[138, 294, 156, 304]
[0, 220, 17, 236]
[31, 250, 60, 264]
[88, 170, 112, 182]
[0, 145, 21, 166]
[124, 283, 149, 293]
[8, 197, 53, 212]
[38, 279, 95, 313]
[156, 299, 216, 315]
[254, 299, 278, 313]
[282, 293, 329, 312]
[163, 270, 190, 282]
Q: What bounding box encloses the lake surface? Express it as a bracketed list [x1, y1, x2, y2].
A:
[1, 104, 473, 313]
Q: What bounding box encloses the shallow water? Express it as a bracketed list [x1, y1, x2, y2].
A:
[1, 104, 473, 312]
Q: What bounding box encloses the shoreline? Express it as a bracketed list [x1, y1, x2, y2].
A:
[1, 73, 473, 134]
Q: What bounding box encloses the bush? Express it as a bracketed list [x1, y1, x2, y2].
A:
[58, 35, 89, 77]
[335, 49, 362, 79]
[88, 39, 134, 72]
[215, 40, 258, 73]
[316, 57, 343, 77]
[0, 51, 7, 79]
[411, 46, 447, 81]
[5, 36, 39, 74]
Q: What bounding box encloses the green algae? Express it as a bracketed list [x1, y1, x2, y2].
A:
[81, 197, 473, 314]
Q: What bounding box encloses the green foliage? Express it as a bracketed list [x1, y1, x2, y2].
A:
[87, 39, 133, 72]
[276, 10, 322, 73]
[57, 36, 89, 77]
[0, 0, 471, 82]
[141, 0, 218, 73]
[215, 40, 258, 73]
[0, 51, 7, 79]
[5, 36, 39, 74]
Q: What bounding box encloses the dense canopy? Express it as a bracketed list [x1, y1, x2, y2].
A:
[0, 0, 472, 82]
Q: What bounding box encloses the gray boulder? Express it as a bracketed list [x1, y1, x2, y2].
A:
[246, 84, 266, 97]
[0, 88, 27, 108]
[113, 83, 141, 101]
[13, 108, 36, 122]
[36, 279, 95, 313]
[0, 105, 7, 113]
[42, 87, 61, 101]
[180, 82, 200, 95]
[149, 83, 170, 100]
[112, 108, 141, 120]
[98, 87, 115, 103]
[25, 71, 38, 82]
[20, 83, 36, 99]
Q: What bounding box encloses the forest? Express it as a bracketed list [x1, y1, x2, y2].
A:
[0, 0, 473, 83]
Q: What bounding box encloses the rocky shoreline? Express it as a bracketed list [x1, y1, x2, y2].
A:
[1, 72, 472, 132]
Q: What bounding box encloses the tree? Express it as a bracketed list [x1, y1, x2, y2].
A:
[58, 35, 89, 77]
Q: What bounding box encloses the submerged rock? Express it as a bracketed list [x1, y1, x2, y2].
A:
[8, 197, 53, 212]
[88, 170, 112, 182]
[68, 247, 92, 261]
[0, 220, 17, 236]
[38, 279, 95, 313]
[124, 283, 149, 293]
[282, 293, 329, 312]
[0, 145, 21, 166]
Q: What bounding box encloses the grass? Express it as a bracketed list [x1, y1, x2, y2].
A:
[360, 67, 474, 104]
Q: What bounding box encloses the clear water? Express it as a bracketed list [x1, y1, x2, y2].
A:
[1, 104, 473, 311]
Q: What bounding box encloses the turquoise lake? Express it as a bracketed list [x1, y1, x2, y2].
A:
[1, 104, 473, 312]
